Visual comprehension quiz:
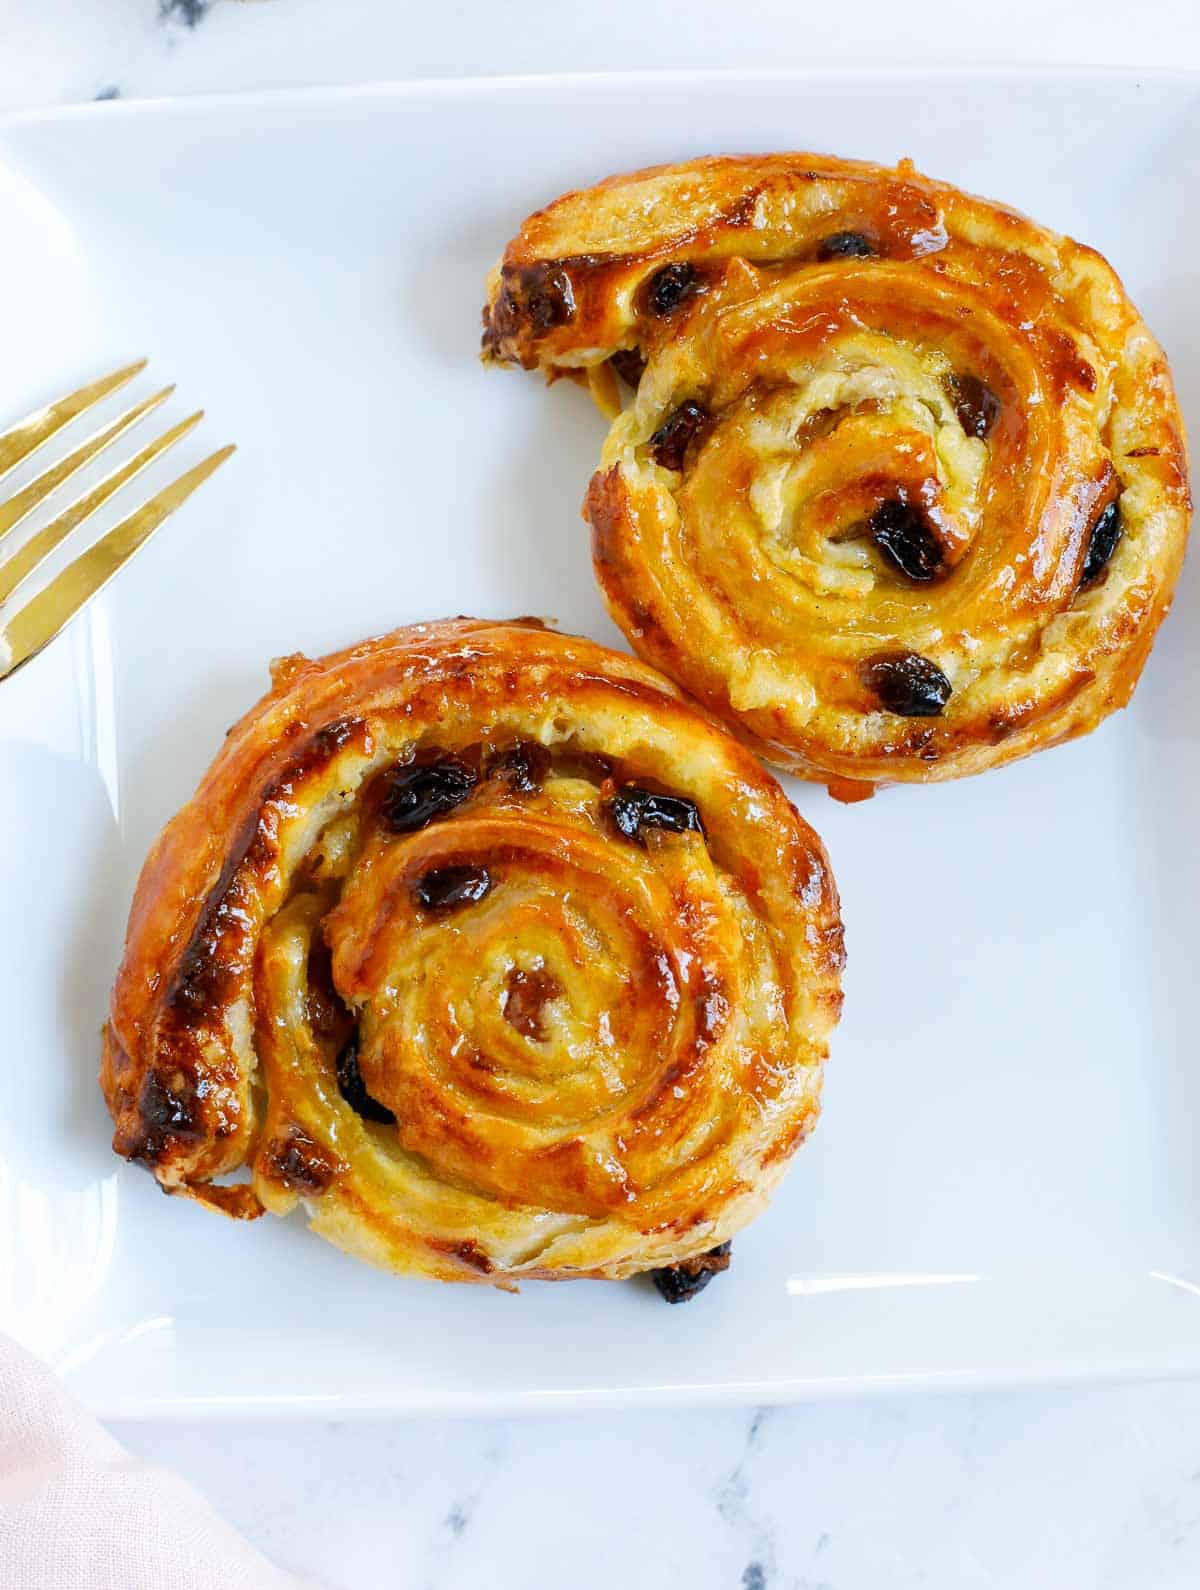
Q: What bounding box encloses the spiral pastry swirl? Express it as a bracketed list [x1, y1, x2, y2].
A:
[101, 620, 843, 1288]
[483, 153, 1191, 792]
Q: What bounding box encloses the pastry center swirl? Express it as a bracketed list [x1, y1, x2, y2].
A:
[297, 754, 756, 1218]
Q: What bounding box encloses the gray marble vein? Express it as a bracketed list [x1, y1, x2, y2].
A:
[110, 1384, 1200, 1588]
[159, 0, 210, 28]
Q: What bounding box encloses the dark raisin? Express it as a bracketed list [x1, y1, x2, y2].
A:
[140, 1073, 193, 1132]
[335, 1036, 396, 1125]
[488, 741, 550, 793]
[863, 651, 952, 717]
[645, 261, 703, 316]
[946, 372, 1001, 439]
[610, 348, 647, 389]
[869, 499, 944, 582]
[161, 0, 209, 25]
[525, 264, 575, 331]
[650, 1242, 732, 1304]
[429, 1237, 494, 1274]
[264, 1129, 339, 1196]
[605, 785, 703, 844]
[413, 864, 492, 912]
[484, 263, 576, 351]
[502, 964, 563, 1042]
[380, 757, 477, 833]
[817, 231, 875, 260]
[648, 401, 711, 472]
[305, 938, 353, 1046]
[1080, 500, 1123, 586]
[137, 1071, 199, 1151]
[552, 748, 614, 785]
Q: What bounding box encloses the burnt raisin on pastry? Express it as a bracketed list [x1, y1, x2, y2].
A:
[610, 348, 648, 389]
[522, 263, 576, 331]
[650, 1242, 732, 1304]
[604, 785, 704, 844]
[644, 261, 705, 316]
[263, 1128, 341, 1195]
[380, 756, 477, 833]
[487, 741, 551, 792]
[647, 402, 712, 471]
[1080, 500, 1123, 586]
[868, 499, 944, 582]
[413, 864, 493, 912]
[817, 230, 875, 260]
[946, 372, 1001, 439]
[501, 964, 562, 1042]
[863, 651, 952, 717]
[335, 1035, 396, 1125]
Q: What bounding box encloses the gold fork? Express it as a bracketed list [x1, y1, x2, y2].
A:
[0, 361, 234, 681]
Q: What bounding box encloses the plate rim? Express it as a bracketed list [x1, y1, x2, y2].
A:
[2, 64, 1198, 1419]
[2, 61, 1199, 138]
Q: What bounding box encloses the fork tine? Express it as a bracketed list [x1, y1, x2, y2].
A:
[0, 407, 202, 607]
[0, 361, 148, 483]
[0, 386, 175, 547]
[0, 444, 235, 681]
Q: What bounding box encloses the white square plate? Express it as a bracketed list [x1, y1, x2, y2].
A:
[1, 71, 1198, 1418]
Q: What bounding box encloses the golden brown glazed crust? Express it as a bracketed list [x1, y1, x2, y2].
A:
[101, 620, 843, 1286]
[482, 153, 1192, 790]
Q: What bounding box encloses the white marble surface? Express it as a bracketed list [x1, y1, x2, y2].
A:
[1, 0, 1199, 109]
[4, 4, 1200, 1586]
[109, 1382, 1200, 1589]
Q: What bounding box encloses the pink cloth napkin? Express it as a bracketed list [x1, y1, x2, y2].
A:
[0, 1334, 317, 1589]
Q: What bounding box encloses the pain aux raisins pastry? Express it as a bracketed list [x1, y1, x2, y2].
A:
[482, 153, 1191, 795]
[101, 619, 843, 1295]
